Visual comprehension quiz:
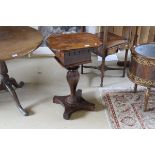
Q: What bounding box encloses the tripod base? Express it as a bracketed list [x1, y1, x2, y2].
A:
[0, 61, 29, 116]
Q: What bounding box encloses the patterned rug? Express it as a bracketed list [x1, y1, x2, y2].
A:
[103, 91, 155, 129]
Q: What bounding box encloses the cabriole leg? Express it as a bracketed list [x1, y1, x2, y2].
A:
[0, 61, 28, 116]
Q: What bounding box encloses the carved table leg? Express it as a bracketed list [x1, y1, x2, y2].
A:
[53, 66, 95, 120]
[122, 49, 128, 77]
[0, 61, 28, 116]
[100, 55, 106, 87]
[134, 84, 138, 93]
[9, 78, 24, 88]
[144, 87, 151, 112]
[81, 65, 84, 74]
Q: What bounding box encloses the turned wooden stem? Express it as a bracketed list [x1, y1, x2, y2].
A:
[134, 84, 138, 93]
[53, 65, 95, 120]
[122, 49, 129, 77]
[0, 61, 8, 90]
[66, 66, 79, 100]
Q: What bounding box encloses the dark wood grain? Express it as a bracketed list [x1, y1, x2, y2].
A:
[46, 32, 102, 51]
[128, 43, 155, 111]
[129, 43, 155, 86]
[47, 32, 102, 67]
[0, 26, 43, 60]
[47, 33, 102, 119]
[0, 26, 43, 116]
[0, 61, 28, 116]
[53, 67, 95, 120]
[81, 27, 132, 87]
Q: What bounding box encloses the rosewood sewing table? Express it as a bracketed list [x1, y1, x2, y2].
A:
[47, 32, 102, 119]
[0, 26, 42, 116]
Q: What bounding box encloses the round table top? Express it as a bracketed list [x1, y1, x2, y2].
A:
[135, 43, 155, 59]
[0, 26, 43, 61]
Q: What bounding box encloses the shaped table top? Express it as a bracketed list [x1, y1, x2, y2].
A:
[46, 32, 102, 52]
[0, 26, 43, 60]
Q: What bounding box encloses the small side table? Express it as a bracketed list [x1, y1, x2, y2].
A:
[47, 33, 102, 119]
[128, 43, 155, 111]
[0, 27, 42, 116]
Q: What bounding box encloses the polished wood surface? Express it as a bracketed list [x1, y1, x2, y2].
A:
[47, 33, 101, 119]
[0, 26, 43, 116]
[81, 27, 131, 87]
[0, 26, 43, 60]
[47, 32, 102, 68]
[95, 32, 128, 50]
[46, 32, 102, 51]
[93, 31, 129, 57]
[128, 43, 155, 111]
[53, 66, 95, 120]
[129, 43, 155, 87]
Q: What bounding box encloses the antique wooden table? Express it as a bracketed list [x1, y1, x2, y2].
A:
[0, 26, 42, 116]
[128, 43, 155, 111]
[47, 32, 103, 119]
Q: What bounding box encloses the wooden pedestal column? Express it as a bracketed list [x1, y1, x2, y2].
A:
[53, 66, 95, 120]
